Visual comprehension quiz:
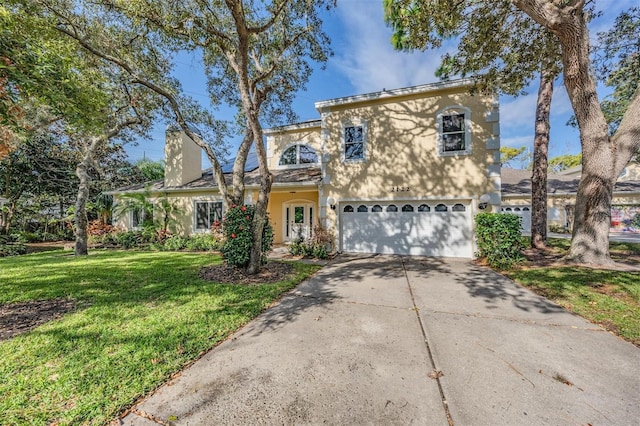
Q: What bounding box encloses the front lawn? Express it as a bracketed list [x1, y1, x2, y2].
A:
[0, 250, 320, 425]
[506, 238, 640, 347]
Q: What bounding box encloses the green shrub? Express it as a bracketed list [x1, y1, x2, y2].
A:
[475, 213, 524, 269]
[185, 233, 220, 251]
[19, 232, 41, 243]
[221, 204, 273, 269]
[288, 237, 306, 256]
[0, 235, 27, 257]
[115, 231, 143, 249]
[163, 235, 188, 251]
[0, 243, 27, 257]
[287, 224, 334, 259]
[549, 224, 570, 234]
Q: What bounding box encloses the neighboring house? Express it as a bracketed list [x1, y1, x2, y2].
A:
[501, 166, 640, 232]
[112, 78, 502, 258]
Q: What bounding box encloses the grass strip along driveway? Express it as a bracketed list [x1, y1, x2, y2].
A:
[0, 250, 319, 425]
[507, 239, 640, 347]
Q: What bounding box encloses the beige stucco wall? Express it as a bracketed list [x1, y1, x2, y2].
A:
[114, 188, 324, 243]
[318, 88, 499, 230]
[113, 190, 225, 236]
[268, 190, 319, 243]
[164, 131, 202, 187]
[266, 124, 322, 170]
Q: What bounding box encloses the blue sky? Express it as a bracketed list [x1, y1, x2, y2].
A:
[126, 0, 636, 169]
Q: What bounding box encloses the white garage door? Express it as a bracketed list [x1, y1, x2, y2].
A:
[501, 206, 531, 232]
[340, 201, 473, 258]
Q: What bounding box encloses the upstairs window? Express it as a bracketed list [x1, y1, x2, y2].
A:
[279, 144, 318, 166]
[342, 121, 367, 162]
[195, 201, 223, 231]
[437, 106, 471, 156]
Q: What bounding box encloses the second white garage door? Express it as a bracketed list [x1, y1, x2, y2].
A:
[340, 201, 473, 258]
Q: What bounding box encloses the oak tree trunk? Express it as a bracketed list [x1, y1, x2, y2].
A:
[554, 11, 615, 265]
[531, 68, 553, 249]
[511, 0, 640, 265]
[228, 126, 253, 207]
[245, 111, 273, 275]
[75, 137, 102, 256]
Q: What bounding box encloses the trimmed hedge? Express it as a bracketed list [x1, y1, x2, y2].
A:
[475, 213, 524, 269]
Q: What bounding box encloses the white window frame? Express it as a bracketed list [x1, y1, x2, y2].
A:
[341, 119, 368, 163]
[193, 200, 224, 233]
[131, 203, 154, 230]
[437, 106, 472, 156]
[277, 143, 319, 169]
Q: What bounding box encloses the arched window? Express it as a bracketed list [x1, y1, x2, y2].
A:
[357, 205, 368, 212]
[386, 204, 398, 212]
[418, 204, 431, 212]
[279, 144, 318, 166]
[505, 207, 512, 212]
[343, 205, 354, 213]
[514, 207, 521, 212]
[435, 204, 448, 212]
[372, 205, 383, 212]
[523, 207, 530, 211]
[452, 204, 466, 212]
[402, 204, 414, 212]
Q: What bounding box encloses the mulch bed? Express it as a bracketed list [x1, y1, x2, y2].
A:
[519, 247, 640, 271]
[0, 298, 76, 342]
[199, 262, 294, 285]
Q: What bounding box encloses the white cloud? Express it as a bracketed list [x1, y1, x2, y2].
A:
[499, 93, 537, 129]
[332, 3, 453, 93]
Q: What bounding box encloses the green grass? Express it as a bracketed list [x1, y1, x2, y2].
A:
[507, 238, 640, 347]
[0, 250, 320, 425]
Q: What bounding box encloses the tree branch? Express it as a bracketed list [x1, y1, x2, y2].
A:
[612, 85, 640, 174]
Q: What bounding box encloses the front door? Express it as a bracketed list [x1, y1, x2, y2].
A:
[284, 202, 314, 241]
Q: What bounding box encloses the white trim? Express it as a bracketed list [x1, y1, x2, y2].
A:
[282, 200, 316, 242]
[275, 143, 320, 170]
[192, 199, 224, 233]
[341, 119, 368, 163]
[436, 105, 472, 157]
[336, 195, 473, 203]
[264, 120, 322, 135]
[315, 78, 475, 111]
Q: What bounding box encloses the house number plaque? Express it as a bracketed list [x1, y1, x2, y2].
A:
[391, 186, 410, 192]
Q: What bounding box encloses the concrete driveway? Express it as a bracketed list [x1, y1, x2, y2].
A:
[121, 255, 640, 425]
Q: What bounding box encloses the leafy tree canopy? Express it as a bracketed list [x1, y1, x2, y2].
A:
[383, 0, 562, 95]
[500, 146, 528, 168]
[548, 153, 582, 173]
[593, 7, 640, 136]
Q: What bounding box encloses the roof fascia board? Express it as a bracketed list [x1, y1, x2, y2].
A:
[264, 120, 322, 135]
[314, 78, 476, 111]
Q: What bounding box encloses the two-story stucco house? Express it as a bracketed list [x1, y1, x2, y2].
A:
[112, 78, 502, 258]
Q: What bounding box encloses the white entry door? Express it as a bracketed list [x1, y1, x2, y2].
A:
[284, 202, 314, 241]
